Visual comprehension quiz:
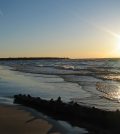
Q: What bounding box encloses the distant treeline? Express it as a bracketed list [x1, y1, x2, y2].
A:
[0, 57, 120, 61]
[0, 57, 69, 61]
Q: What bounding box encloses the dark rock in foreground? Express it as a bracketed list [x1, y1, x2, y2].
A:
[14, 94, 120, 134]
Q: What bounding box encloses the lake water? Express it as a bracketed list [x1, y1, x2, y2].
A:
[0, 58, 120, 111]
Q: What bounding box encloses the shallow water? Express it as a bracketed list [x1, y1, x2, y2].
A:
[0, 59, 120, 111]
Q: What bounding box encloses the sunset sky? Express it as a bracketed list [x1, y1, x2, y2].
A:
[0, 0, 120, 58]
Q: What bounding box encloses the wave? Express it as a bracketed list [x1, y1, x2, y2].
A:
[55, 65, 75, 70]
[96, 82, 120, 102]
[1, 59, 120, 103]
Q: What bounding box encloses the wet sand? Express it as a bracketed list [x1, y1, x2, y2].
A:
[0, 105, 61, 134]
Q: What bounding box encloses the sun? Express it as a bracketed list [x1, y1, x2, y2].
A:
[116, 35, 120, 51]
[113, 35, 120, 57]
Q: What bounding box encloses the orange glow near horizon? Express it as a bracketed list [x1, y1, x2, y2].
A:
[0, 28, 120, 59]
[1, 1, 120, 59]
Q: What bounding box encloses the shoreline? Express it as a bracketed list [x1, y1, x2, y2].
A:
[0, 103, 87, 134]
[0, 104, 64, 134]
[0, 57, 120, 61]
[14, 94, 120, 134]
[1, 59, 120, 111]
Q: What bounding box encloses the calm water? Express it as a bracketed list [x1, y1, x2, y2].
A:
[0, 58, 120, 111]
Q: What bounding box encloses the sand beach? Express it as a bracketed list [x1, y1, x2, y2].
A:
[0, 105, 62, 134]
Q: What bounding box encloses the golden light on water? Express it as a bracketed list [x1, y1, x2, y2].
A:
[96, 82, 120, 102]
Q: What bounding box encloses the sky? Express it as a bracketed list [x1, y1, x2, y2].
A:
[1, 0, 120, 58]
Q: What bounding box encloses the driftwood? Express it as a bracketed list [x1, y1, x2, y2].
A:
[14, 94, 120, 134]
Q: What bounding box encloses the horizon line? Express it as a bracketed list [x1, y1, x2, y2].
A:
[0, 57, 120, 60]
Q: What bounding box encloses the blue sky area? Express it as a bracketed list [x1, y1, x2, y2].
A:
[0, 0, 120, 58]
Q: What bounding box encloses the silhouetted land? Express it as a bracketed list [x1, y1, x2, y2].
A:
[0, 57, 69, 61]
[14, 94, 120, 134]
[0, 57, 120, 61]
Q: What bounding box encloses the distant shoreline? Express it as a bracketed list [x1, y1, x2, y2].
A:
[0, 57, 120, 61]
[0, 57, 69, 61]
